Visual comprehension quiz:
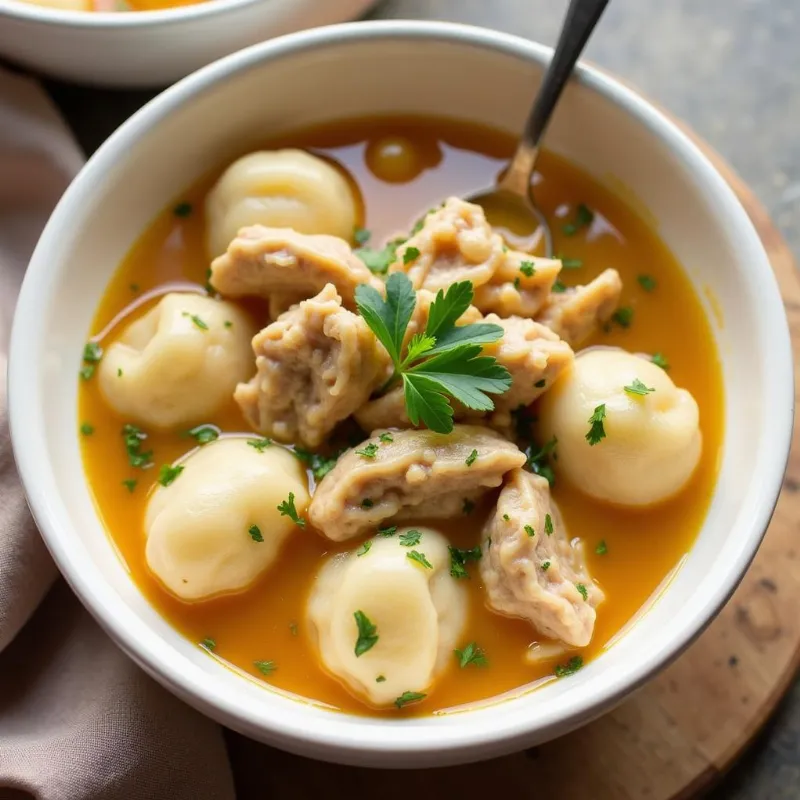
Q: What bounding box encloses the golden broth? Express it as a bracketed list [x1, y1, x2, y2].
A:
[78, 116, 724, 716]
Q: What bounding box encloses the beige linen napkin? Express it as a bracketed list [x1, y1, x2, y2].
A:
[0, 68, 236, 800]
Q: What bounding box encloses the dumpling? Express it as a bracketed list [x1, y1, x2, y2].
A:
[205, 150, 359, 258]
[98, 293, 256, 430]
[145, 438, 309, 601]
[309, 426, 526, 541]
[538, 347, 702, 506]
[480, 469, 603, 647]
[307, 527, 467, 708]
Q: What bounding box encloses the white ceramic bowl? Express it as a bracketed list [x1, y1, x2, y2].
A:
[0, 0, 376, 87]
[8, 21, 794, 767]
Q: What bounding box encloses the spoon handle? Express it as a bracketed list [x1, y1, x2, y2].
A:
[500, 0, 609, 196]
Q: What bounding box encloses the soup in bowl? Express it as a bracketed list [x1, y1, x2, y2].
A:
[8, 22, 792, 766]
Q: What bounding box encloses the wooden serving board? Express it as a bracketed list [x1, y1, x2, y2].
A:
[226, 129, 800, 800]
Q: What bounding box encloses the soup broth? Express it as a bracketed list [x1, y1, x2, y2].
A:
[79, 116, 723, 716]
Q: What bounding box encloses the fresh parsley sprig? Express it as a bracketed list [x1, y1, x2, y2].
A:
[354, 274, 511, 434]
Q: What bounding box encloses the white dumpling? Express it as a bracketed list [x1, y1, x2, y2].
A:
[145, 438, 309, 601]
[98, 293, 256, 430]
[307, 528, 467, 708]
[538, 347, 702, 507]
[205, 150, 359, 258]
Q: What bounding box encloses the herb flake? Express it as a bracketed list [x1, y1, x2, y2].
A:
[455, 642, 488, 668]
[277, 492, 305, 528]
[585, 404, 607, 446]
[354, 610, 378, 657]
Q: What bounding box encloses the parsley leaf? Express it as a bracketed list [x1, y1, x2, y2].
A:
[624, 378, 655, 396]
[80, 422, 94, 436]
[247, 437, 273, 452]
[182, 311, 208, 330]
[158, 464, 184, 487]
[354, 227, 371, 245]
[524, 524, 535, 537]
[293, 447, 341, 480]
[544, 514, 554, 535]
[449, 545, 482, 579]
[394, 691, 426, 709]
[200, 637, 216, 651]
[122, 424, 153, 470]
[596, 539, 608, 555]
[83, 342, 103, 363]
[355, 442, 380, 459]
[403, 246, 421, 265]
[611, 307, 634, 328]
[254, 660, 276, 675]
[560, 256, 583, 269]
[122, 478, 137, 493]
[527, 436, 557, 486]
[542, 561, 551, 571]
[455, 642, 488, 668]
[551, 279, 567, 293]
[356, 541, 372, 557]
[585, 404, 607, 446]
[576, 583, 589, 601]
[277, 492, 305, 528]
[355, 238, 403, 275]
[406, 550, 433, 570]
[519, 260, 536, 278]
[652, 352, 670, 370]
[637, 274, 657, 292]
[186, 424, 219, 445]
[353, 610, 378, 656]
[399, 530, 422, 547]
[465, 449, 478, 467]
[378, 525, 397, 537]
[379, 432, 394, 443]
[355, 274, 510, 433]
[249, 524, 264, 543]
[554, 656, 584, 678]
[562, 204, 594, 236]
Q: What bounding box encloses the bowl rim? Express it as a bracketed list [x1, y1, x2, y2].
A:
[8, 19, 794, 762]
[0, 0, 278, 29]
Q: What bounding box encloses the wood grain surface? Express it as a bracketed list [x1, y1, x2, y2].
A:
[224, 130, 800, 800]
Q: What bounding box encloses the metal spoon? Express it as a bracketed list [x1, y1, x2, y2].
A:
[468, 0, 610, 257]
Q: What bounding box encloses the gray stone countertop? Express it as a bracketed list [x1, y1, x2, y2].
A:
[30, 0, 800, 797]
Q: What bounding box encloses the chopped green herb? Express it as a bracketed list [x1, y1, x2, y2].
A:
[122, 478, 137, 493]
[449, 545, 482, 579]
[200, 637, 216, 651]
[247, 438, 273, 452]
[462, 499, 475, 515]
[637, 274, 657, 292]
[173, 202, 192, 217]
[224, 320, 233, 329]
[355, 442, 380, 459]
[248, 524, 264, 543]
[562, 203, 594, 236]
[83, 342, 103, 363]
[80, 422, 94, 436]
[519, 260, 536, 278]
[560, 257, 583, 269]
[293, 447, 340, 480]
[465, 449, 478, 467]
[79, 365, 95, 381]
[406, 550, 433, 570]
[205, 268, 214, 295]
[182, 312, 209, 331]
[551, 279, 567, 293]
[122, 424, 153, 470]
[502, 514, 510, 521]
[362, 498, 374, 509]
[524, 524, 535, 538]
[651, 352, 670, 370]
[355, 238, 403, 275]
[187, 425, 219, 445]
[399, 530, 422, 547]
[514, 277, 521, 290]
[355, 274, 510, 434]
[254, 660, 276, 675]
[403, 246, 421, 265]
[542, 561, 551, 571]
[534, 379, 546, 388]
[378, 525, 397, 537]
[376, 675, 386, 683]
[585, 404, 607, 446]
[379, 432, 394, 443]
[354, 610, 378, 656]
[394, 691, 426, 709]
[596, 540, 608, 555]
[527, 436, 558, 486]
[354, 227, 371, 245]
[158, 464, 184, 487]
[554, 656, 584, 678]
[117, 368, 123, 377]
[624, 378, 655, 397]
[544, 514, 554, 535]
[277, 492, 305, 528]
[455, 642, 488, 668]
[357, 541, 372, 557]
[611, 307, 634, 329]
[576, 583, 589, 601]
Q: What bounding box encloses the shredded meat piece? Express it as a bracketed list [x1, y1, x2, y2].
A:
[388, 197, 564, 319]
[235, 284, 390, 448]
[308, 425, 526, 541]
[480, 469, 604, 647]
[210, 225, 383, 310]
[536, 268, 622, 347]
